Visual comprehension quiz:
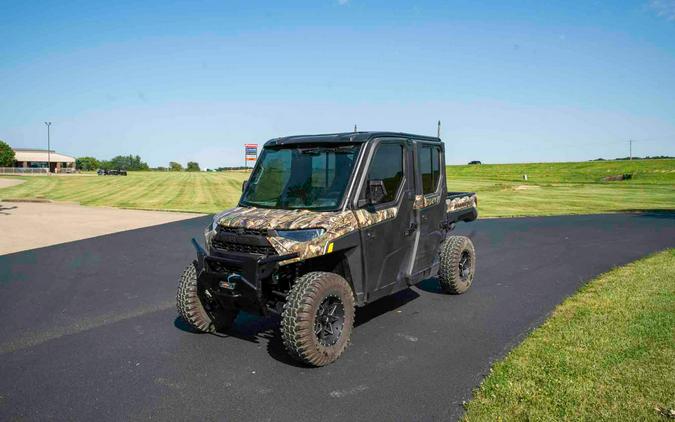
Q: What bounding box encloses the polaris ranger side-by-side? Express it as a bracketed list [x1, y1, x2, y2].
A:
[177, 132, 478, 366]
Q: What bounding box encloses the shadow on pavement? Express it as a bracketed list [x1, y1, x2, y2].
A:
[172, 285, 422, 366]
[414, 277, 444, 294]
[0, 204, 17, 215]
[624, 209, 675, 219]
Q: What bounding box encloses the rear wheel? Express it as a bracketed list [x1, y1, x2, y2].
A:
[438, 236, 476, 294]
[176, 262, 238, 333]
[281, 272, 355, 366]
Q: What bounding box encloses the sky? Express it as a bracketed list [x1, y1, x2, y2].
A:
[1, 0, 674, 168]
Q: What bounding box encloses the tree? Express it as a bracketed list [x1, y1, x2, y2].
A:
[0, 140, 15, 167]
[76, 156, 100, 171]
[186, 161, 201, 172]
[103, 154, 149, 171]
[169, 161, 183, 171]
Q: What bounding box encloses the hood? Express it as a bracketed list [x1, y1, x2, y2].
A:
[216, 206, 349, 231]
[215, 206, 397, 264]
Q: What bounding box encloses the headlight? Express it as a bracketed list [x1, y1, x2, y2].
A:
[204, 217, 218, 245]
[275, 228, 325, 242]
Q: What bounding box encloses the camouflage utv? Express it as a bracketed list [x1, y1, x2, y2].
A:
[177, 132, 478, 366]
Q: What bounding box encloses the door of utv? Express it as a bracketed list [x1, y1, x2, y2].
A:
[411, 141, 446, 277]
[354, 138, 416, 302]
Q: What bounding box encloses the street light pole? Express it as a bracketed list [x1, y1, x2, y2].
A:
[45, 122, 52, 174]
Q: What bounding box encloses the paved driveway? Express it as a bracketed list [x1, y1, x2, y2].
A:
[0, 213, 673, 421]
[0, 200, 201, 255]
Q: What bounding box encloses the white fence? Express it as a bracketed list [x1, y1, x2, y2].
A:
[0, 167, 49, 175]
[0, 167, 78, 175]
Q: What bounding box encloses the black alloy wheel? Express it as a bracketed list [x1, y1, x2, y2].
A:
[314, 295, 345, 347]
[458, 250, 472, 281]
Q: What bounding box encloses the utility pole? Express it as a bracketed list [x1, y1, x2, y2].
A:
[629, 139, 633, 160]
[437, 120, 441, 138]
[44, 122, 52, 174]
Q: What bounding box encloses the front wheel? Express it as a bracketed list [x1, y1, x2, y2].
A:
[176, 262, 238, 333]
[438, 235, 476, 294]
[281, 272, 355, 366]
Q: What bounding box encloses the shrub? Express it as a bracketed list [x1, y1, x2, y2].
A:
[0, 140, 15, 167]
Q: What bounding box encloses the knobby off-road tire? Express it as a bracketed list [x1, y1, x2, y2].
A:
[438, 235, 476, 294]
[176, 262, 238, 333]
[281, 272, 355, 366]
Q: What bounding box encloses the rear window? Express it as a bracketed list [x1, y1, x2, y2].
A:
[420, 145, 441, 194]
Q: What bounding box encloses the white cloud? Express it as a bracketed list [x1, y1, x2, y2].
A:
[337, 0, 349, 5]
[649, 0, 675, 21]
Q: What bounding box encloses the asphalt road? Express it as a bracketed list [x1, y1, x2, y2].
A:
[1, 212, 673, 421]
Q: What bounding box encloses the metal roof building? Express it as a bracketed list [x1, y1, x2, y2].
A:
[13, 148, 76, 173]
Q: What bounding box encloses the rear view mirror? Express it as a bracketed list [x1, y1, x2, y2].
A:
[242, 180, 248, 193]
[367, 179, 387, 205]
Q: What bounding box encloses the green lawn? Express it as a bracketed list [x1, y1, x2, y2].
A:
[463, 249, 675, 421]
[446, 159, 674, 217]
[0, 171, 249, 213]
[0, 159, 673, 216]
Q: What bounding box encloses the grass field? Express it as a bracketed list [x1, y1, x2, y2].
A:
[0, 172, 249, 213]
[463, 249, 675, 421]
[0, 159, 673, 216]
[446, 159, 674, 217]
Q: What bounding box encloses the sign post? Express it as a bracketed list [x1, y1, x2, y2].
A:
[244, 144, 258, 169]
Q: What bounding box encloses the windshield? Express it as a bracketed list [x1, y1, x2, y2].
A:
[240, 144, 361, 211]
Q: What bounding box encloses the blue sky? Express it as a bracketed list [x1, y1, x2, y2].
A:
[1, 0, 674, 168]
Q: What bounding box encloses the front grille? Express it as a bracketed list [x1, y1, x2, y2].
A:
[211, 226, 278, 256]
[218, 227, 270, 237]
[211, 239, 277, 256]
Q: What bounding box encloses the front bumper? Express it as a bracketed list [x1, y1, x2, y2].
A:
[191, 238, 296, 315]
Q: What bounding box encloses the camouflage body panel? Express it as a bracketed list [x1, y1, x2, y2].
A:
[413, 194, 441, 210]
[217, 207, 343, 231]
[446, 194, 477, 213]
[216, 206, 398, 264]
[353, 207, 398, 226]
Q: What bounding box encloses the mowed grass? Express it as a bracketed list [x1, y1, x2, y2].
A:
[463, 249, 675, 421]
[0, 172, 248, 213]
[446, 159, 674, 217]
[0, 159, 673, 216]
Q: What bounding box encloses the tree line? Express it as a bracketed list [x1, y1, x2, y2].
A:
[75, 155, 202, 172]
[76, 155, 150, 171]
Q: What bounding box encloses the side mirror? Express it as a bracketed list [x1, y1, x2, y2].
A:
[367, 179, 387, 205]
[242, 180, 248, 193]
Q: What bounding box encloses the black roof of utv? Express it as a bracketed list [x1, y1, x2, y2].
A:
[264, 132, 441, 147]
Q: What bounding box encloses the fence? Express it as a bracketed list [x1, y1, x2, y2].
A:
[0, 167, 49, 175]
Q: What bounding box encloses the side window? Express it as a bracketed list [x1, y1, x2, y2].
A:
[361, 143, 404, 205]
[420, 144, 441, 194]
[432, 146, 441, 191]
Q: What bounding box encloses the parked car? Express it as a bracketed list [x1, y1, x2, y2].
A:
[177, 131, 478, 366]
[97, 169, 128, 176]
[468, 160, 482, 165]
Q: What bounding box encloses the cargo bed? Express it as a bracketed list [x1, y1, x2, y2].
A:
[446, 192, 478, 223]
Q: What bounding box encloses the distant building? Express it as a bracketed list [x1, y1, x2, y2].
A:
[12, 148, 76, 173]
